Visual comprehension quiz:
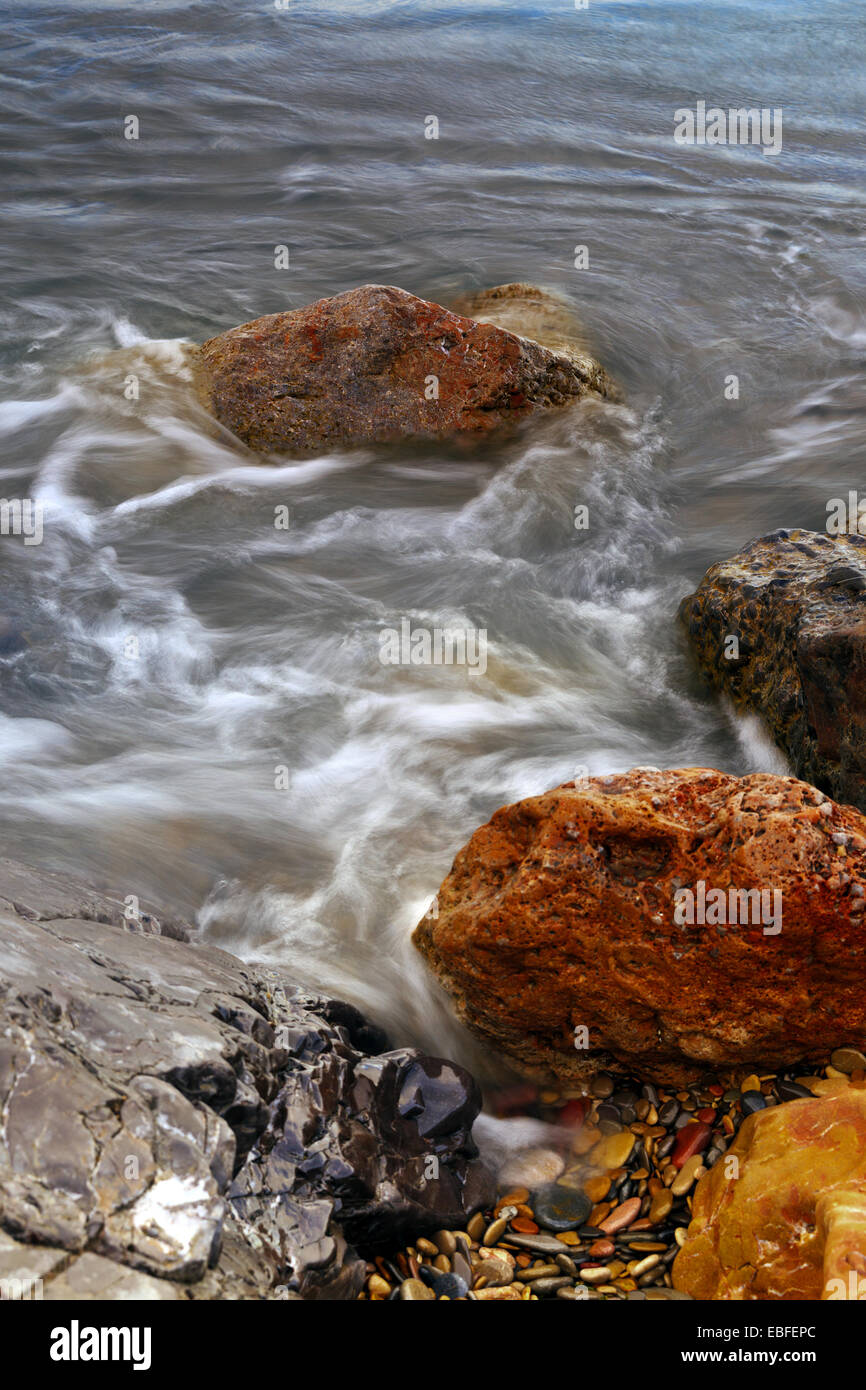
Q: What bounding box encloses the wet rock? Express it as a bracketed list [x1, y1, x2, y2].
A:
[679, 529, 866, 811]
[412, 766, 866, 1083]
[195, 284, 615, 454]
[0, 858, 493, 1299]
[531, 1184, 592, 1232]
[673, 1089, 866, 1299]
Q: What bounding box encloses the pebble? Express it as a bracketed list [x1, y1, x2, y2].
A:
[420, 1269, 468, 1299]
[516, 1263, 563, 1282]
[368, 1274, 391, 1298]
[477, 1259, 512, 1288]
[831, 1046, 866, 1074]
[466, 1212, 486, 1242]
[649, 1189, 673, 1223]
[584, 1174, 611, 1203]
[588, 1238, 615, 1258]
[482, 1217, 508, 1246]
[506, 1231, 574, 1256]
[400, 1278, 434, 1300]
[532, 1183, 592, 1231]
[511, 1216, 539, 1233]
[499, 1146, 564, 1191]
[658, 1099, 680, 1126]
[579, 1265, 611, 1284]
[740, 1090, 766, 1114]
[433, 1229, 457, 1256]
[671, 1155, 705, 1196]
[599, 1196, 641, 1234]
[531, 1276, 572, 1296]
[592, 1130, 635, 1169]
[777, 1080, 814, 1101]
[591, 1073, 615, 1098]
[671, 1120, 711, 1167]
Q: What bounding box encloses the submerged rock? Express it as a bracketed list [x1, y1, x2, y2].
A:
[679, 528, 866, 812]
[195, 283, 614, 453]
[0, 859, 493, 1299]
[673, 1088, 866, 1299]
[412, 767, 866, 1084]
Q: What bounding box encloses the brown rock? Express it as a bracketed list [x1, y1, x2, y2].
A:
[195, 284, 614, 454]
[412, 766, 866, 1083]
[679, 528, 866, 812]
[672, 1090, 866, 1300]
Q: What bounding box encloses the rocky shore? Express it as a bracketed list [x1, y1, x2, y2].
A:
[0, 859, 492, 1299]
[7, 284, 866, 1304]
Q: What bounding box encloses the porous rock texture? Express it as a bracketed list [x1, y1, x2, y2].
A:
[679, 528, 866, 812]
[0, 859, 493, 1300]
[195, 283, 615, 453]
[412, 767, 866, 1085]
[673, 1087, 866, 1300]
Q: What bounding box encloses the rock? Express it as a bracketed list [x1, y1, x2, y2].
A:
[831, 1047, 866, 1074]
[498, 1146, 565, 1191]
[673, 1089, 866, 1299]
[195, 284, 615, 454]
[0, 858, 493, 1300]
[679, 528, 866, 812]
[531, 1184, 592, 1232]
[399, 1277, 435, 1300]
[412, 766, 866, 1083]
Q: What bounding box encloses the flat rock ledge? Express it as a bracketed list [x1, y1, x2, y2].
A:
[679, 528, 866, 812]
[0, 860, 493, 1300]
[194, 283, 616, 454]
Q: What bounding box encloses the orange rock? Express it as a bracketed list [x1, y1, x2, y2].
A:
[412, 768, 866, 1083]
[197, 284, 615, 455]
[673, 1089, 866, 1299]
[510, 1217, 539, 1234]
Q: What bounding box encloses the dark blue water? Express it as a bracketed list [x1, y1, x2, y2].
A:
[1, 0, 865, 1067]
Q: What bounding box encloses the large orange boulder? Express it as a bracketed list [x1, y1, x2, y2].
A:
[412, 768, 866, 1083]
[673, 1088, 866, 1300]
[195, 284, 614, 454]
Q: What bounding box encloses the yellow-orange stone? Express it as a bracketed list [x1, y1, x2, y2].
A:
[673, 1089, 866, 1299]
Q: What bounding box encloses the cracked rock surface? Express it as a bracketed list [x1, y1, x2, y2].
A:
[0, 860, 492, 1299]
[412, 767, 866, 1084]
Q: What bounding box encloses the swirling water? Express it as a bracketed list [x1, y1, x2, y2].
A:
[1, 0, 865, 1074]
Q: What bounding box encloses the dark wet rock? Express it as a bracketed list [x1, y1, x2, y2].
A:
[679, 529, 866, 812]
[0, 858, 493, 1299]
[531, 1184, 592, 1232]
[195, 283, 615, 454]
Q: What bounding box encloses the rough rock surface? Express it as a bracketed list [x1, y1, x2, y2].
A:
[679, 528, 866, 812]
[0, 860, 493, 1300]
[412, 767, 866, 1084]
[673, 1088, 866, 1300]
[195, 283, 615, 453]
